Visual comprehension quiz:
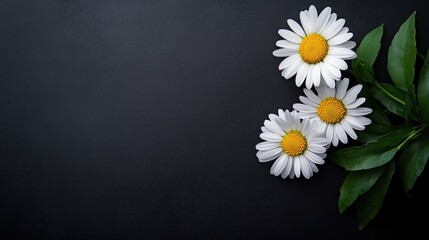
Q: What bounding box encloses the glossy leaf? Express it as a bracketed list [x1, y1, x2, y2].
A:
[338, 167, 384, 214]
[352, 24, 384, 69]
[398, 133, 429, 192]
[356, 160, 396, 229]
[371, 83, 405, 118]
[329, 129, 410, 170]
[387, 12, 416, 92]
[417, 50, 429, 122]
[356, 123, 400, 143]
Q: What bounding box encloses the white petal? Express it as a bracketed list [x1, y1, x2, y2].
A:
[308, 161, 319, 173]
[347, 107, 373, 116]
[281, 156, 293, 179]
[278, 109, 286, 119]
[264, 120, 285, 136]
[270, 153, 288, 176]
[294, 156, 301, 178]
[300, 156, 311, 179]
[324, 61, 342, 79]
[261, 126, 269, 133]
[287, 19, 306, 37]
[276, 40, 300, 49]
[308, 5, 318, 30]
[329, 47, 357, 59]
[325, 56, 348, 70]
[321, 13, 337, 36]
[328, 32, 353, 46]
[308, 144, 327, 153]
[336, 78, 349, 99]
[279, 29, 302, 43]
[337, 41, 356, 49]
[260, 132, 283, 142]
[332, 128, 339, 146]
[293, 103, 317, 113]
[284, 60, 303, 79]
[312, 64, 321, 87]
[256, 148, 283, 162]
[304, 150, 325, 164]
[315, 85, 329, 99]
[346, 98, 366, 109]
[326, 124, 334, 143]
[256, 142, 280, 151]
[303, 88, 322, 103]
[273, 48, 298, 57]
[270, 114, 288, 132]
[323, 19, 346, 40]
[344, 116, 365, 130]
[334, 123, 348, 144]
[279, 54, 300, 70]
[305, 65, 315, 89]
[320, 62, 335, 88]
[343, 84, 363, 105]
[340, 120, 358, 140]
[284, 110, 298, 130]
[299, 96, 319, 107]
[296, 63, 309, 87]
[316, 7, 331, 32]
[300, 10, 312, 35]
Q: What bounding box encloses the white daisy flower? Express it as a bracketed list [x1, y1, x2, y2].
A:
[293, 78, 372, 146]
[273, 5, 357, 89]
[256, 110, 330, 179]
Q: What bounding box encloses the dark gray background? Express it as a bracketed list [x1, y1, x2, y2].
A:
[1, 0, 428, 239]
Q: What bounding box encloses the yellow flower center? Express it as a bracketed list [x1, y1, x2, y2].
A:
[299, 33, 329, 64]
[317, 97, 347, 124]
[281, 130, 307, 156]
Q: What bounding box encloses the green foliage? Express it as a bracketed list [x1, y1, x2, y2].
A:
[332, 12, 429, 229]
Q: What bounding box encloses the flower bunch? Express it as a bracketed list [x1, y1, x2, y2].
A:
[256, 5, 428, 229]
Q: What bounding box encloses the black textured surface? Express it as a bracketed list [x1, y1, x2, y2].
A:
[1, 0, 428, 239]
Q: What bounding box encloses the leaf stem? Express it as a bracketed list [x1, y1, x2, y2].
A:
[396, 127, 425, 150]
[374, 82, 406, 105]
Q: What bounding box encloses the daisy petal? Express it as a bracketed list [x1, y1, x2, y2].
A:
[299, 96, 319, 107]
[279, 29, 302, 44]
[300, 10, 312, 35]
[343, 84, 363, 105]
[294, 156, 301, 178]
[334, 123, 348, 144]
[320, 63, 335, 88]
[328, 32, 353, 46]
[336, 78, 349, 99]
[256, 142, 280, 151]
[312, 64, 321, 87]
[273, 48, 298, 57]
[337, 41, 356, 49]
[279, 54, 300, 70]
[329, 47, 357, 59]
[325, 56, 348, 70]
[324, 18, 346, 40]
[347, 107, 373, 116]
[304, 88, 322, 103]
[308, 5, 318, 30]
[324, 61, 342, 79]
[264, 120, 285, 136]
[281, 156, 293, 179]
[316, 7, 331, 32]
[260, 132, 283, 142]
[346, 97, 366, 109]
[304, 150, 325, 164]
[287, 19, 306, 37]
[300, 156, 311, 179]
[257, 148, 283, 162]
[270, 153, 288, 176]
[340, 120, 358, 140]
[296, 63, 309, 87]
[276, 40, 300, 49]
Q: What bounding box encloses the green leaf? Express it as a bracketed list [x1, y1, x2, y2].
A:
[350, 59, 376, 85]
[356, 123, 400, 143]
[329, 128, 411, 170]
[371, 83, 405, 118]
[417, 50, 429, 122]
[387, 12, 416, 92]
[352, 24, 384, 69]
[338, 167, 384, 214]
[398, 132, 429, 192]
[356, 160, 396, 229]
